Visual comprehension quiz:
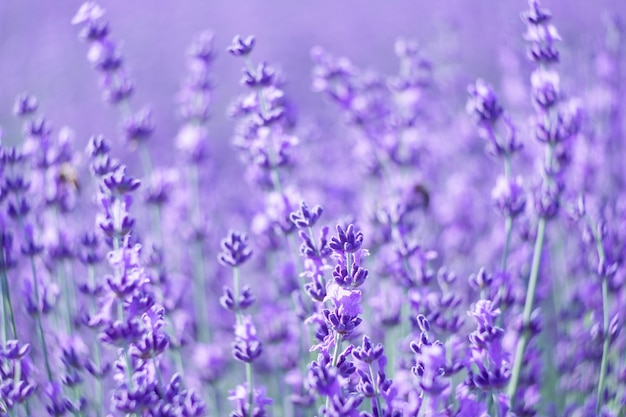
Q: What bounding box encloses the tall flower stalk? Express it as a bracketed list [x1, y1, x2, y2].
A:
[508, 0, 582, 406]
[218, 230, 271, 417]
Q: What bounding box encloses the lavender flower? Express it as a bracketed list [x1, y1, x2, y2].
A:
[2, 2, 625, 416]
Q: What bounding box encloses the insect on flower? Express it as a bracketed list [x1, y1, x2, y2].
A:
[58, 162, 81, 192]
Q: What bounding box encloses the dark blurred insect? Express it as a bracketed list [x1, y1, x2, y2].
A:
[412, 183, 430, 211]
[57, 162, 81, 193]
[404, 182, 430, 212]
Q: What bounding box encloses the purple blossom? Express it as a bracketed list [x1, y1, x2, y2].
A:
[2, 2, 625, 417]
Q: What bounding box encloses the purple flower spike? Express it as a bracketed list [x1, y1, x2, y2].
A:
[531, 69, 560, 110]
[87, 39, 122, 72]
[1, 379, 36, 409]
[45, 382, 74, 416]
[521, 0, 551, 25]
[176, 124, 208, 162]
[71, 2, 105, 25]
[78, 19, 109, 42]
[232, 316, 263, 363]
[122, 107, 155, 144]
[103, 166, 141, 195]
[290, 201, 323, 229]
[241, 62, 276, 87]
[13, 93, 39, 117]
[332, 263, 368, 288]
[220, 285, 256, 312]
[353, 336, 384, 364]
[20, 223, 43, 256]
[522, 0, 560, 64]
[1, 340, 31, 360]
[188, 30, 216, 63]
[326, 394, 364, 417]
[466, 79, 503, 127]
[218, 230, 253, 267]
[492, 175, 526, 218]
[467, 300, 511, 391]
[86, 134, 111, 157]
[227, 35, 256, 57]
[305, 354, 340, 397]
[329, 224, 364, 254]
[102, 75, 135, 104]
[228, 383, 272, 417]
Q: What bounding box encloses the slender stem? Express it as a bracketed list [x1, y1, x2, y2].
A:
[493, 392, 502, 417]
[0, 236, 17, 341]
[419, 396, 430, 417]
[585, 215, 610, 415]
[117, 301, 136, 417]
[368, 364, 382, 416]
[496, 155, 513, 309]
[501, 216, 513, 272]
[188, 164, 210, 343]
[153, 353, 164, 392]
[192, 237, 210, 342]
[324, 333, 344, 413]
[507, 217, 547, 404]
[503, 153, 512, 176]
[87, 265, 104, 417]
[385, 320, 399, 375]
[596, 278, 610, 413]
[58, 262, 74, 333]
[246, 362, 254, 417]
[0, 287, 5, 344]
[233, 267, 242, 325]
[28, 256, 53, 381]
[1, 270, 16, 341]
[286, 233, 313, 363]
[138, 142, 153, 179]
[346, 253, 352, 278]
[23, 400, 31, 417]
[331, 333, 343, 367]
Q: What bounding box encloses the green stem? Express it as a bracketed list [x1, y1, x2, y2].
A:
[496, 155, 513, 311]
[116, 301, 137, 417]
[139, 142, 153, 179]
[0, 235, 17, 341]
[501, 216, 513, 272]
[188, 164, 210, 343]
[492, 392, 501, 417]
[324, 333, 344, 413]
[1, 271, 16, 341]
[233, 267, 242, 325]
[368, 364, 382, 416]
[419, 396, 430, 417]
[153, 353, 164, 391]
[246, 362, 254, 417]
[331, 333, 343, 367]
[87, 266, 104, 417]
[507, 217, 547, 404]
[28, 255, 53, 382]
[596, 278, 610, 414]
[504, 155, 512, 178]
[58, 262, 74, 333]
[585, 215, 610, 415]
[192, 237, 210, 342]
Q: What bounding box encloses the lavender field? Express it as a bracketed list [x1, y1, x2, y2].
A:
[1, 1, 625, 416]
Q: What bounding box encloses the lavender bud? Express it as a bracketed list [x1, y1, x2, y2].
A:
[13, 93, 39, 117]
[227, 35, 256, 57]
[218, 230, 253, 267]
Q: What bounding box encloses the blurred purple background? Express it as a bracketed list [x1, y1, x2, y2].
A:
[1, 0, 623, 162]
